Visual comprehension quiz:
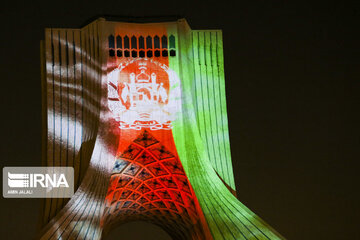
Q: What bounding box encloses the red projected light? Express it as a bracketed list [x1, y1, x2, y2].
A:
[103, 130, 209, 238]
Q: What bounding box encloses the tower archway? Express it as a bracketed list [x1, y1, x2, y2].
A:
[103, 221, 171, 240]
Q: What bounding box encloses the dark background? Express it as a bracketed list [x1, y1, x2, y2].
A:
[0, 1, 359, 239]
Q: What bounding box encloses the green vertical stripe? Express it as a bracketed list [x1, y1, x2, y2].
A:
[172, 20, 285, 240]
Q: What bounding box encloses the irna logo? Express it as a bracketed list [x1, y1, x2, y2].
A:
[3, 167, 74, 198]
[8, 172, 69, 188]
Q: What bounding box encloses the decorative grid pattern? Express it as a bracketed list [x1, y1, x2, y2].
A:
[103, 130, 206, 238]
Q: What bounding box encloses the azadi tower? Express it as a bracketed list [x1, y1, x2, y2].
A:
[38, 17, 284, 240]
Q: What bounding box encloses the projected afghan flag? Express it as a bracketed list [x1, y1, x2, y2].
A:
[39, 18, 284, 240]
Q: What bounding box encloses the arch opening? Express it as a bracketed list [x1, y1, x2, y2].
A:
[103, 221, 172, 240]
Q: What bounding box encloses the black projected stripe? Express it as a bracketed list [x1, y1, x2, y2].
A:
[43, 22, 103, 232]
[43, 22, 105, 239]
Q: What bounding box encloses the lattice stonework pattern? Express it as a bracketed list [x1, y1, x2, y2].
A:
[39, 18, 285, 240]
[102, 130, 208, 239]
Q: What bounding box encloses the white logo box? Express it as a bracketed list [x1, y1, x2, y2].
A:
[3, 167, 74, 198]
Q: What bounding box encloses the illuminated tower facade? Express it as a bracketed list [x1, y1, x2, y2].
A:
[39, 17, 284, 239]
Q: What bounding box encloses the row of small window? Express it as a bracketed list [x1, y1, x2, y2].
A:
[109, 49, 176, 58]
[109, 35, 175, 49]
[108, 35, 176, 58]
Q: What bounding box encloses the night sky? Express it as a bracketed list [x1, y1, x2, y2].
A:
[0, 1, 359, 239]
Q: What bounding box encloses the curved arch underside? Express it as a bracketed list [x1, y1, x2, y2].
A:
[102, 129, 210, 240]
[103, 220, 171, 240]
